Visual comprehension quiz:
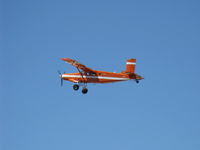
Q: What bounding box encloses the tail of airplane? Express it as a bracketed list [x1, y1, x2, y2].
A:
[124, 59, 136, 73]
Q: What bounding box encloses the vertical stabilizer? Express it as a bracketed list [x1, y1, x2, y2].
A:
[125, 59, 136, 73]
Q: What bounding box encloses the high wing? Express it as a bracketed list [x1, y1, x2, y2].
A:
[61, 58, 95, 73]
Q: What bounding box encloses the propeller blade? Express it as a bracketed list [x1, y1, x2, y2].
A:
[57, 70, 61, 75]
[61, 77, 63, 86]
[58, 70, 64, 86]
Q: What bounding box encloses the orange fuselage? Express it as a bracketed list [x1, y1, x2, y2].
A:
[62, 70, 143, 84]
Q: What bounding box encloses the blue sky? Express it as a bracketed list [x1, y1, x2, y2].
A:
[1, 0, 200, 150]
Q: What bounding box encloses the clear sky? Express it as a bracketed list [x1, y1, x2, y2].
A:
[1, 0, 200, 150]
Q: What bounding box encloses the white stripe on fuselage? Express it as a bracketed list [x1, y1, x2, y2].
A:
[62, 75, 129, 81]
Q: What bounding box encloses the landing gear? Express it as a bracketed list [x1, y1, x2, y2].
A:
[136, 80, 139, 84]
[73, 84, 79, 91]
[73, 83, 88, 94]
[82, 88, 88, 94]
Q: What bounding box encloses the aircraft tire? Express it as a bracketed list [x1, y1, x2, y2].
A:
[82, 88, 88, 94]
[136, 80, 139, 84]
[73, 84, 79, 91]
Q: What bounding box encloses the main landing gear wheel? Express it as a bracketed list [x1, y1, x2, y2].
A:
[82, 88, 88, 94]
[73, 84, 79, 91]
[136, 80, 139, 84]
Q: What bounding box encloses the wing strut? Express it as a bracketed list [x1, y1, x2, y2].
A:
[76, 67, 87, 84]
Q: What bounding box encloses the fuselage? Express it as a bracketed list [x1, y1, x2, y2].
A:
[61, 70, 143, 83]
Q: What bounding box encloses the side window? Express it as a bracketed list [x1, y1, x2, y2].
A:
[86, 72, 96, 76]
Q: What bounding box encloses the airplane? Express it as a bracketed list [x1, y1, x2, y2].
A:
[58, 58, 144, 94]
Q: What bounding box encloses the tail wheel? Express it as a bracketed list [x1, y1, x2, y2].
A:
[82, 88, 88, 94]
[73, 84, 79, 91]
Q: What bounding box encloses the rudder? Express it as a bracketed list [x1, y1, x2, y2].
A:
[125, 59, 136, 73]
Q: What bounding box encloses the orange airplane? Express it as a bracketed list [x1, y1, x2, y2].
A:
[58, 58, 144, 94]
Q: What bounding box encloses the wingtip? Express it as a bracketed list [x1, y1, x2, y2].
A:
[61, 58, 69, 61]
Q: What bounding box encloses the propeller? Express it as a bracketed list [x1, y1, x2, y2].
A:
[58, 70, 65, 86]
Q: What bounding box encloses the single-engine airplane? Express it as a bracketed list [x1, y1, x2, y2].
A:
[58, 58, 144, 94]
